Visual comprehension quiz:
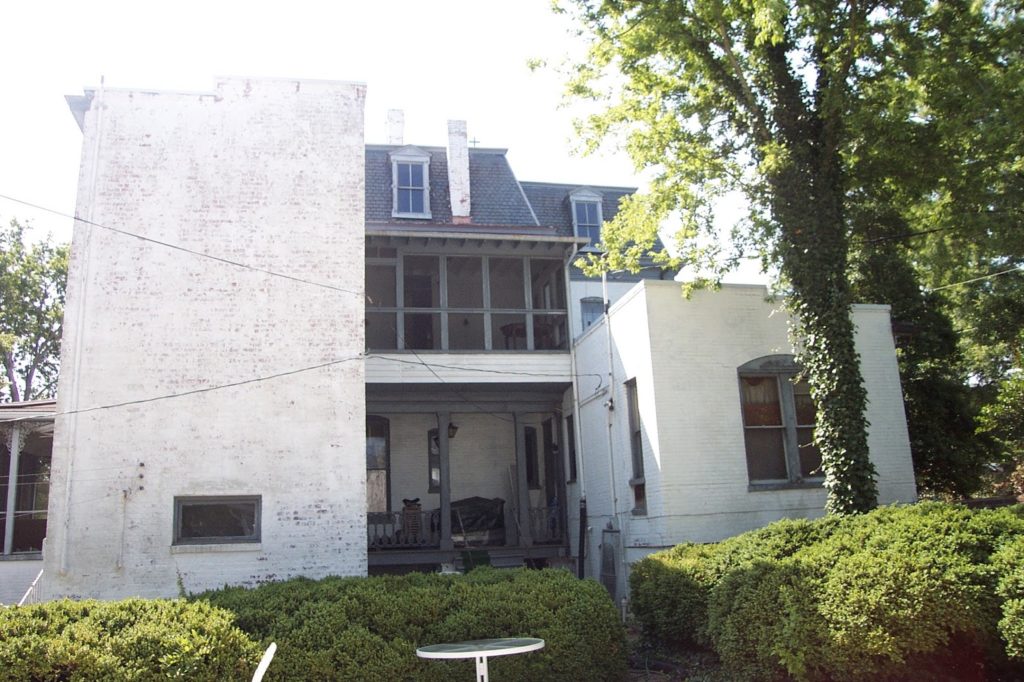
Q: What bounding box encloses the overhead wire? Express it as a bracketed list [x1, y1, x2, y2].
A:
[0, 193, 364, 299]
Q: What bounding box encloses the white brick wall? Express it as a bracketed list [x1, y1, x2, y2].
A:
[573, 281, 917, 593]
[45, 77, 367, 599]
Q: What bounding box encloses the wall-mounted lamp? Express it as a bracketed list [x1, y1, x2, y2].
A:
[448, 423, 459, 439]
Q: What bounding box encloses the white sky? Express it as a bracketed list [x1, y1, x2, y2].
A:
[0, 0, 764, 282]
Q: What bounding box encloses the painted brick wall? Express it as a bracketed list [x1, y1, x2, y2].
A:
[45, 77, 367, 599]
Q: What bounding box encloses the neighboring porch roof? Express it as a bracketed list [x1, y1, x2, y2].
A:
[0, 400, 56, 436]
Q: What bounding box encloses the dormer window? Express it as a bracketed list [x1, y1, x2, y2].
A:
[390, 147, 431, 219]
[570, 188, 603, 246]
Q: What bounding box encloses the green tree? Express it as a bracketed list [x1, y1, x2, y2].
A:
[0, 219, 69, 402]
[561, 0, 1019, 512]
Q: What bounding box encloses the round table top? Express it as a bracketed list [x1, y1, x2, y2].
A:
[416, 637, 545, 660]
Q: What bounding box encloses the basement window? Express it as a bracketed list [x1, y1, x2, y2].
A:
[173, 496, 261, 545]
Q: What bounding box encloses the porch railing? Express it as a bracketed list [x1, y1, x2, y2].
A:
[367, 504, 566, 550]
[527, 506, 565, 545]
[367, 510, 441, 549]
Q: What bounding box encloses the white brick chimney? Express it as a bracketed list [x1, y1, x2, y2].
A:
[387, 109, 404, 145]
[447, 120, 471, 224]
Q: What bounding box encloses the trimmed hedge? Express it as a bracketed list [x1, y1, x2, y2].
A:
[0, 598, 260, 680]
[196, 567, 626, 681]
[630, 503, 1024, 681]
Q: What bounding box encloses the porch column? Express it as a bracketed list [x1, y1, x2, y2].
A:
[3, 425, 22, 555]
[514, 413, 533, 546]
[438, 411, 453, 551]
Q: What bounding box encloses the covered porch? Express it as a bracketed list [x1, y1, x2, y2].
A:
[365, 383, 571, 571]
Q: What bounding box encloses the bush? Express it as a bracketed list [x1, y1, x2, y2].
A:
[631, 503, 1024, 681]
[196, 567, 625, 681]
[630, 516, 836, 649]
[994, 536, 1024, 659]
[0, 598, 260, 681]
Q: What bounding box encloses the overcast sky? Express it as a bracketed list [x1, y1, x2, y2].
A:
[1, 0, 764, 282]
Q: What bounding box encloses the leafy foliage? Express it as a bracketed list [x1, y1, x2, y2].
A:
[196, 567, 626, 681]
[0, 598, 260, 681]
[0, 219, 69, 402]
[631, 503, 1024, 680]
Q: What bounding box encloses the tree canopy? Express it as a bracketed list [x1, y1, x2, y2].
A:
[1, 219, 69, 403]
[561, 0, 1022, 509]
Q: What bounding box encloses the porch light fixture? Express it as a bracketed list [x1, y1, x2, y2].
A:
[448, 423, 459, 439]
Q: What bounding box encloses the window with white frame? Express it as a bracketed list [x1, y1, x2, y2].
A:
[570, 189, 603, 246]
[173, 496, 260, 545]
[580, 297, 604, 330]
[738, 355, 822, 485]
[391, 148, 431, 219]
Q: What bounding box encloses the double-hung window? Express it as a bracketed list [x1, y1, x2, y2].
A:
[570, 189, 603, 246]
[390, 147, 431, 219]
[738, 355, 822, 486]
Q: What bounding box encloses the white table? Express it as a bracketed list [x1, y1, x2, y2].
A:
[416, 637, 545, 682]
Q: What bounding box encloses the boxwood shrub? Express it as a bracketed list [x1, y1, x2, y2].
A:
[631, 502, 1024, 681]
[196, 567, 625, 681]
[0, 598, 260, 681]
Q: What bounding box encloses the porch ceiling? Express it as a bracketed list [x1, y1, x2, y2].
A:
[366, 382, 569, 414]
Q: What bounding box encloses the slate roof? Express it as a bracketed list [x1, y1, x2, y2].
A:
[365, 146, 541, 229]
[520, 182, 635, 238]
[364, 144, 639, 232]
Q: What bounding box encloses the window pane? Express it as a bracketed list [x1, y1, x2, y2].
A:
[367, 470, 388, 513]
[740, 376, 782, 426]
[448, 313, 485, 350]
[581, 298, 603, 330]
[366, 312, 397, 350]
[533, 314, 567, 350]
[404, 313, 441, 350]
[398, 188, 412, 213]
[409, 163, 423, 187]
[428, 429, 440, 493]
[530, 259, 565, 310]
[489, 258, 525, 309]
[398, 163, 411, 186]
[793, 380, 816, 426]
[404, 256, 440, 308]
[447, 257, 484, 308]
[744, 429, 788, 481]
[798, 427, 822, 477]
[409, 189, 424, 214]
[525, 426, 539, 489]
[492, 313, 527, 350]
[179, 501, 258, 541]
[366, 265, 396, 308]
[566, 415, 577, 482]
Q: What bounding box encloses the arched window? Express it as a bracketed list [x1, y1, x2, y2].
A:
[738, 356, 821, 485]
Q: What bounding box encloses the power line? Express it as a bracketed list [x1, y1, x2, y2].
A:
[927, 265, 1024, 292]
[0, 354, 363, 423]
[0, 193, 364, 299]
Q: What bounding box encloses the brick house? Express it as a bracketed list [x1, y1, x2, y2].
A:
[0, 77, 915, 603]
